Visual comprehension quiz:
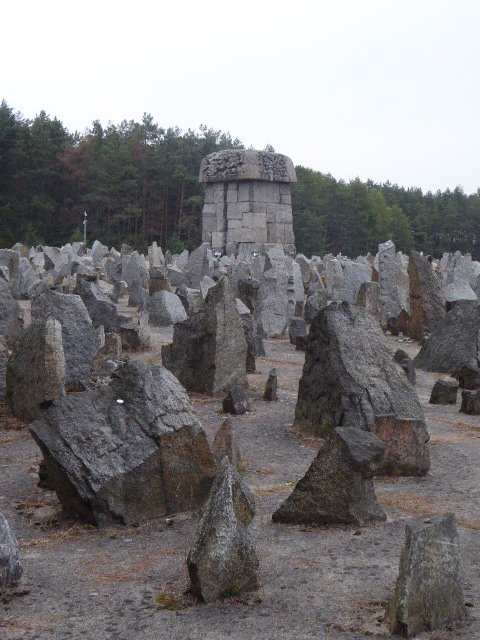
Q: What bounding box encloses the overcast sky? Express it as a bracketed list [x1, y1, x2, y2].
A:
[2, 0, 479, 193]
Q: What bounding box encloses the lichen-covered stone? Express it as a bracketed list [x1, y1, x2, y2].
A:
[387, 514, 465, 637]
[272, 428, 386, 526]
[187, 457, 258, 602]
[29, 360, 215, 526]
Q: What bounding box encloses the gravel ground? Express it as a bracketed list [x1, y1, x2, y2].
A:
[0, 330, 479, 640]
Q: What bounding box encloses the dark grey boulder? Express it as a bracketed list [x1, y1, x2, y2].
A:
[29, 360, 215, 526]
[407, 252, 446, 341]
[31, 291, 99, 389]
[253, 335, 266, 357]
[10, 257, 45, 300]
[177, 285, 204, 316]
[236, 299, 256, 374]
[73, 278, 118, 333]
[294, 303, 428, 475]
[272, 428, 386, 526]
[455, 363, 480, 389]
[414, 301, 480, 374]
[148, 290, 188, 327]
[6, 318, 66, 421]
[222, 386, 248, 415]
[187, 457, 258, 602]
[394, 349, 416, 385]
[387, 514, 465, 637]
[356, 280, 384, 326]
[460, 389, 480, 415]
[128, 279, 149, 309]
[119, 315, 150, 352]
[0, 513, 23, 588]
[263, 368, 278, 402]
[162, 278, 247, 396]
[429, 379, 458, 405]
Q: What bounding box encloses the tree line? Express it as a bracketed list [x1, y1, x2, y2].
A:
[1, 100, 480, 258]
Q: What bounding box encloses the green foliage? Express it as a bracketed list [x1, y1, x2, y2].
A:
[1, 100, 479, 258]
[166, 233, 186, 254]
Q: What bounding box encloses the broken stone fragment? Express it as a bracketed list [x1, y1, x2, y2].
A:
[272, 427, 386, 526]
[387, 514, 465, 638]
[429, 379, 458, 405]
[0, 513, 23, 588]
[187, 457, 258, 602]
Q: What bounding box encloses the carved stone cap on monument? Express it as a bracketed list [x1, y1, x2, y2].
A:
[199, 150, 297, 184]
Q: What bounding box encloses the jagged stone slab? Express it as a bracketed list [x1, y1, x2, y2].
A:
[6, 318, 66, 421]
[394, 349, 416, 385]
[387, 514, 465, 637]
[212, 419, 241, 468]
[29, 361, 215, 526]
[31, 291, 99, 389]
[272, 428, 386, 526]
[407, 252, 446, 340]
[460, 389, 480, 415]
[148, 291, 187, 327]
[162, 278, 247, 396]
[414, 301, 480, 374]
[0, 279, 23, 348]
[263, 368, 278, 401]
[73, 278, 118, 333]
[187, 457, 258, 602]
[0, 513, 23, 588]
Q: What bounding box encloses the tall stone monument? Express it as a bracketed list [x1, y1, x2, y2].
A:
[199, 149, 297, 254]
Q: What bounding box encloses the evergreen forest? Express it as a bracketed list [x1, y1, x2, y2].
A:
[1, 100, 480, 258]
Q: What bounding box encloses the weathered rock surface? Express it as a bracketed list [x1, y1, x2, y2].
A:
[407, 252, 446, 340]
[236, 298, 256, 374]
[73, 278, 118, 332]
[371, 415, 430, 476]
[377, 240, 403, 324]
[212, 419, 241, 468]
[6, 318, 66, 421]
[460, 389, 480, 415]
[414, 301, 480, 374]
[0, 343, 7, 401]
[10, 257, 44, 300]
[148, 291, 187, 327]
[272, 427, 386, 526]
[29, 361, 215, 525]
[429, 379, 458, 405]
[222, 386, 249, 415]
[288, 317, 307, 347]
[394, 349, 416, 385]
[356, 281, 384, 326]
[455, 364, 480, 390]
[0, 279, 23, 347]
[304, 291, 327, 324]
[0, 513, 23, 588]
[31, 291, 99, 389]
[187, 457, 258, 602]
[162, 278, 247, 396]
[387, 514, 465, 637]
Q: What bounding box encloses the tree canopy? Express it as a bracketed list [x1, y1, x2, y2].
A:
[1, 100, 480, 258]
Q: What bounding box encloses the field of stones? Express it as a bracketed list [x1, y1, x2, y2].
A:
[1, 239, 480, 640]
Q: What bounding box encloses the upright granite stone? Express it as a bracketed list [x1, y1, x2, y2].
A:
[408, 252, 446, 341]
[0, 513, 23, 588]
[187, 457, 258, 602]
[356, 281, 384, 326]
[10, 257, 44, 300]
[460, 389, 480, 415]
[6, 318, 66, 421]
[29, 361, 215, 526]
[294, 303, 428, 475]
[212, 419, 241, 468]
[0, 279, 23, 347]
[31, 291, 99, 389]
[0, 344, 6, 402]
[414, 301, 480, 374]
[304, 290, 328, 324]
[377, 240, 403, 324]
[148, 291, 187, 327]
[429, 379, 458, 405]
[73, 279, 118, 333]
[162, 278, 247, 396]
[394, 349, 416, 385]
[387, 514, 465, 637]
[199, 149, 296, 254]
[272, 428, 386, 526]
[236, 298, 256, 373]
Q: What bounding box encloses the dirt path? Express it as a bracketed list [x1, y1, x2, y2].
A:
[0, 334, 479, 640]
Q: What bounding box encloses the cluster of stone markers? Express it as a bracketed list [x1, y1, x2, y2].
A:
[1, 212, 479, 635]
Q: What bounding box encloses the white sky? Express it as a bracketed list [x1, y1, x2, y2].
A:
[2, 0, 479, 193]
